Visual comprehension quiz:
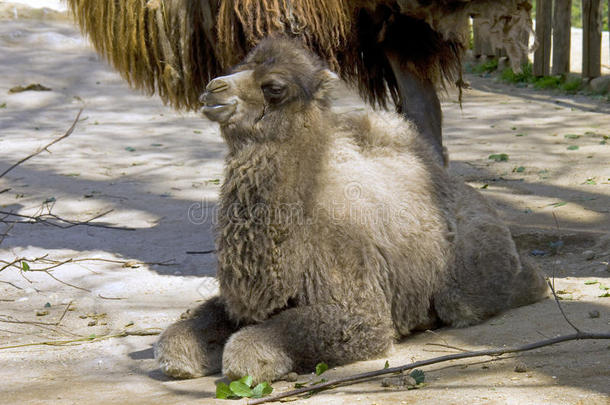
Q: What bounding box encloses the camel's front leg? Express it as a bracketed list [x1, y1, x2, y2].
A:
[221, 304, 394, 383]
[155, 296, 239, 378]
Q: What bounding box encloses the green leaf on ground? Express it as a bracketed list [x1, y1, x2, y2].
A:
[239, 375, 253, 388]
[229, 381, 253, 398]
[566, 145, 579, 150]
[564, 134, 581, 139]
[584, 280, 600, 285]
[21, 261, 30, 271]
[599, 292, 610, 298]
[215, 382, 233, 399]
[251, 382, 273, 398]
[125, 146, 136, 152]
[513, 166, 525, 173]
[315, 362, 328, 376]
[410, 369, 425, 384]
[384, 360, 390, 369]
[515, 133, 526, 137]
[0, 102, 6, 108]
[488, 153, 509, 162]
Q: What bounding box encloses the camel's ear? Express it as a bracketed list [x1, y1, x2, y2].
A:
[314, 69, 339, 102]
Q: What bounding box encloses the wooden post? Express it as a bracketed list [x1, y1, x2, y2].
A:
[582, 0, 602, 78]
[552, 0, 572, 75]
[534, 0, 553, 76]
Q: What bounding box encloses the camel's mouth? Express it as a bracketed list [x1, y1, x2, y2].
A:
[202, 102, 237, 123]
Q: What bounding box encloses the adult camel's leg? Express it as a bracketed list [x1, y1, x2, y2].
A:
[385, 50, 446, 165]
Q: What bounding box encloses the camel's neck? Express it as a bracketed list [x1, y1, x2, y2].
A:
[221, 110, 330, 210]
[216, 111, 331, 322]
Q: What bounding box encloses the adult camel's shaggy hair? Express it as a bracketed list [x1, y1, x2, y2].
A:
[153, 38, 548, 382]
[67, 0, 533, 111]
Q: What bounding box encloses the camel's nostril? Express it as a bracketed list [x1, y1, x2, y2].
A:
[206, 79, 229, 94]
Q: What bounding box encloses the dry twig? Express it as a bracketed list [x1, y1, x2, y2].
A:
[0, 109, 83, 179]
[248, 331, 610, 405]
[0, 209, 135, 231]
[0, 328, 162, 350]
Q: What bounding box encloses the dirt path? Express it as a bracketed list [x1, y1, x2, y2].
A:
[0, 6, 608, 405]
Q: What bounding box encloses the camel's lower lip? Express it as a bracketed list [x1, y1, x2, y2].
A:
[202, 102, 237, 122]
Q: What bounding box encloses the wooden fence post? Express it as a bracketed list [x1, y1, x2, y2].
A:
[552, 0, 572, 75]
[534, 0, 553, 76]
[582, 0, 602, 78]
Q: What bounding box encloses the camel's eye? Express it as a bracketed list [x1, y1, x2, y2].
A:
[261, 81, 286, 104]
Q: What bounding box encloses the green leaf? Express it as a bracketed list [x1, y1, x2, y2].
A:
[564, 134, 581, 139]
[550, 201, 567, 208]
[229, 381, 253, 398]
[515, 133, 526, 137]
[215, 382, 233, 399]
[409, 369, 425, 384]
[251, 382, 273, 398]
[584, 280, 599, 285]
[150, 143, 163, 147]
[599, 292, 610, 298]
[488, 153, 509, 162]
[384, 360, 390, 369]
[239, 375, 253, 388]
[294, 382, 307, 389]
[513, 166, 525, 173]
[0, 102, 6, 108]
[480, 184, 489, 189]
[21, 261, 30, 271]
[88, 334, 96, 340]
[125, 146, 136, 152]
[193, 130, 202, 134]
[599, 285, 609, 291]
[566, 145, 579, 150]
[315, 362, 329, 376]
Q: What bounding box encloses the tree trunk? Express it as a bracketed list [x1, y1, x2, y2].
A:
[552, 0, 572, 75]
[473, 18, 495, 57]
[534, 0, 553, 76]
[582, 0, 602, 78]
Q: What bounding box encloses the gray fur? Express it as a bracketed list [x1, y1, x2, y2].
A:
[155, 38, 548, 382]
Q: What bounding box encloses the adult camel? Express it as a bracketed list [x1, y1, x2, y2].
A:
[67, 0, 533, 165]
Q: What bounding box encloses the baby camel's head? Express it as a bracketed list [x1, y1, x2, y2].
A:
[200, 38, 337, 145]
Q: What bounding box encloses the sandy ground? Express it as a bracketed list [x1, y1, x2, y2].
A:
[0, 4, 609, 405]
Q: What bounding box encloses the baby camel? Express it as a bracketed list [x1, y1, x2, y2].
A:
[155, 38, 548, 383]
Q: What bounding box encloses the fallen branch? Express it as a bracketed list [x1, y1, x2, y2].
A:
[0, 209, 135, 231]
[0, 328, 162, 350]
[248, 331, 610, 405]
[0, 108, 83, 179]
